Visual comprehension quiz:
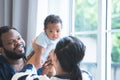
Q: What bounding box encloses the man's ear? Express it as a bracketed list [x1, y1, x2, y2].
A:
[0, 47, 3, 53]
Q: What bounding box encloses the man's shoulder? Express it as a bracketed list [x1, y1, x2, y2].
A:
[0, 54, 8, 60]
[0, 55, 6, 62]
[0, 55, 9, 67]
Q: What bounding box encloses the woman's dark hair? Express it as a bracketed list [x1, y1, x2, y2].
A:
[0, 26, 17, 47]
[44, 14, 62, 29]
[54, 36, 86, 80]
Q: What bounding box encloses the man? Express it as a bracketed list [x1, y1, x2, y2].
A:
[0, 26, 26, 80]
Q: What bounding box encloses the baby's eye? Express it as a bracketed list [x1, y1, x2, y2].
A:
[57, 29, 61, 33]
[49, 30, 53, 33]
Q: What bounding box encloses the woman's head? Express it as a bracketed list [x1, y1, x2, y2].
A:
[51, 36, 86, 80]
[44, 14, 62, 40]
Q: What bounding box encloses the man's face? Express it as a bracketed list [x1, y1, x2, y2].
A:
[1, 29, 26, 60]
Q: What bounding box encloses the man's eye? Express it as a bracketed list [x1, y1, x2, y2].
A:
[18, 36, 22, 40]
[18, 37, 21, 40]
[8, 41, 13, 45]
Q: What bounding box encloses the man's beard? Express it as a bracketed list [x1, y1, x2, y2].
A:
[3, 46, 26, 60]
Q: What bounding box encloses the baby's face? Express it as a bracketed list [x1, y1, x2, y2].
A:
[45, 23, 62, 40]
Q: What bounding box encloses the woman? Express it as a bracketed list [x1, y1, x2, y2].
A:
[12, 36, 93, 80]
[50, 36, 85, 80]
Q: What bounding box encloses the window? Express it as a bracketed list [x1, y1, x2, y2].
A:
[111, 0, 120, 80]
[73, 0, 120, 80]
[73, 0, 98, 79]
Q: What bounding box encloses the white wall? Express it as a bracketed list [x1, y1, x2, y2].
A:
[36, 0, 70, 37]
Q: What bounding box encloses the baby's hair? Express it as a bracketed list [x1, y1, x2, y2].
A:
[44, 14, 62, 29]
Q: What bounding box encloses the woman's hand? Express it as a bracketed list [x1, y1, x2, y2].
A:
[41, 56, 56, 77]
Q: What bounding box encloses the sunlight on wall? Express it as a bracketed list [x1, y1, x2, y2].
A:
[36, 0, 70, 37]
[36, 0, 48, 36]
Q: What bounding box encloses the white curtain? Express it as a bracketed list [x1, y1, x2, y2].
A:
[0, 0, 38, 48]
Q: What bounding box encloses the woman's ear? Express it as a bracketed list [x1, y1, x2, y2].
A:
[53, 54, 57, 62]
[50, 50, 58, 63]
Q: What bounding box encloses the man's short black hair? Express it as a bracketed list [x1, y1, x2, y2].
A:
[0, 25, 17, 47]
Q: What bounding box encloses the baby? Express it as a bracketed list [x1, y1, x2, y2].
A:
[27, 14, 62, 70]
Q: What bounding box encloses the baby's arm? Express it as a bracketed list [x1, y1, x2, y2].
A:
[34, 44, 46, 69]
[27, 38, 46, 70]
